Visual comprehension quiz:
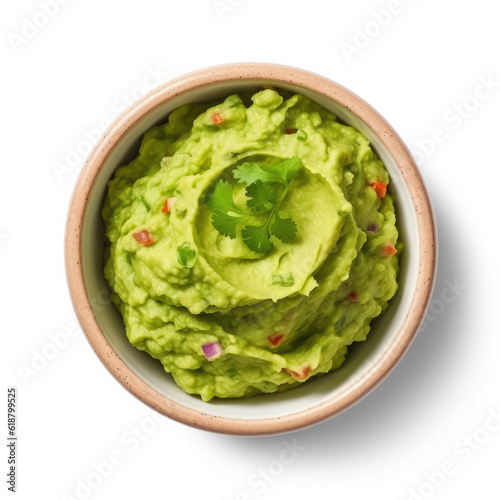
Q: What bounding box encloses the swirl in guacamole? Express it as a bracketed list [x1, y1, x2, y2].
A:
[103, 89, 401, 401]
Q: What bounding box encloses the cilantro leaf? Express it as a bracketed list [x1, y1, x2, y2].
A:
[270, 213, 297, 244]
[207, 180, 247, 216]
[177, 242, 196, 267]
[246, 181, 279, 213]
[207, 180, 251, 238]
[241, 223, 273, 253]
[211, 210, 248, 238]
[266, 157, 303, 183]
[233, 161, 275, 186]
[233, 157, 303, 186]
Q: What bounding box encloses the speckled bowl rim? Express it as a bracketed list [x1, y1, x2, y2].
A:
[65, 63, 437, 436]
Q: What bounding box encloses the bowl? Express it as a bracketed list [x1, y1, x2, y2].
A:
[65, 63, 437, 436]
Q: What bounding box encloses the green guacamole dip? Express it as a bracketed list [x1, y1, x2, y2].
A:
[103, 89, 400, 401]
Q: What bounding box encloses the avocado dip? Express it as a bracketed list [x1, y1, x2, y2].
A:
[103, 89, 401, 401]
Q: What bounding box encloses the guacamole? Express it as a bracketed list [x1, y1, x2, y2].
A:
[103, 89, 400, 401]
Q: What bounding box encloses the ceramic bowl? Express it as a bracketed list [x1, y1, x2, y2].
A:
[65, 63, 437, 436]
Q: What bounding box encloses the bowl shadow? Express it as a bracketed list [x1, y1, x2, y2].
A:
[209, 179, 463, 457]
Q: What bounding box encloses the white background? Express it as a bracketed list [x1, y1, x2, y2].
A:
[2, 1, 499, 499]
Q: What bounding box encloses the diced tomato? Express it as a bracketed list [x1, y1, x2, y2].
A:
[161, 197, 176, 213]
[284, 365, 311, 380]
[348, 291, 358, 302]
[268, 333, 285, 347]
[132, 230, 154, 246]
[370, 181, 387, 199]
[381, 242, 397, 257]
[285, 128, 298, 134]
[212, 113, 224, 125]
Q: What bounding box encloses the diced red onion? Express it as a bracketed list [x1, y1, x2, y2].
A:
[202, 342, 223, 361]
[368, 224, 378, 232]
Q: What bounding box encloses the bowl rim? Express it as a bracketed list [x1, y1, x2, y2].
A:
[65, 62, 437, 436]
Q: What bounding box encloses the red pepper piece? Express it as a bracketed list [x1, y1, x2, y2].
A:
[381, 242, 397, 257]
[133, 230, 154, 246]
[284, 365, 311, 380]
[212, 113, 224, 125]
[370, 181, 387, 199]
[268, 334, 285, 347]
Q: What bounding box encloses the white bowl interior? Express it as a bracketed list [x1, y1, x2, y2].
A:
[81, 81, 419, 419]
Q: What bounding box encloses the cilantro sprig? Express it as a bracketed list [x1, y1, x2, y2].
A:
[207, 157, 303, 253]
